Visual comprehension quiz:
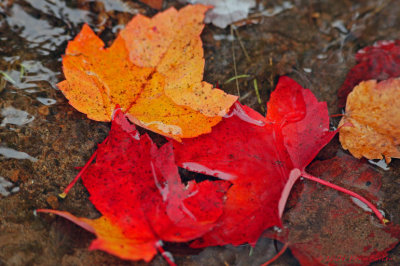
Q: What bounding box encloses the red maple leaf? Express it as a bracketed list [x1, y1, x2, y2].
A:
[338, 40, 400, 107]
[173, 76, 385, 247]
[38, 110, 230, 263]
[265, 151, 400, 265]
[37, 77, 388, 264]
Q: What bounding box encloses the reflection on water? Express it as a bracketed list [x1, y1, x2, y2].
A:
[368, 159, 390, 171]
[0, 147, 38, 162]
[0, 0, 140, 99]
[261, 1, 293, 17]
[36, 97, 56, 106]
[0, 176, 19, 197]
[6, 4, 66, 55]
[1, 106, 35, 126]
[0, 60, 59, 91]
[0, 0, 94, 99]
[95, 0, 138, 13]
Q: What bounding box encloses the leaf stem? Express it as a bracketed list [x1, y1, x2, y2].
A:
[59, 136, 110, 198]
[301, 171, 388, 224]
[59, 149, 98, 198]
[230, 25, 240, 97]
[261, 241, 289, 266]
[155, 241, 176, 266]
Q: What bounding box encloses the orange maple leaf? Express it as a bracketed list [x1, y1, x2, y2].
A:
[36, 210, 158, 262]
[58, 5, 237, 140]
[339, 78, 400, 163]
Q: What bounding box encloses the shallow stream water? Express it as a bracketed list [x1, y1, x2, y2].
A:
[1, 0, 400, 265]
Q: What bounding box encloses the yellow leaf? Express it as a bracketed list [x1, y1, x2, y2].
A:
[339, 78, 400, 163]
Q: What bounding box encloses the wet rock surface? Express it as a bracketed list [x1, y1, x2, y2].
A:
[0, 0, 399, 265]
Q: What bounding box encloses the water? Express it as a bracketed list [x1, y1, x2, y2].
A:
[1, 106, 35, 126]
[0, 146, 38, 162]
[1, 0, 400, 265]
[0, 176, 19, 197]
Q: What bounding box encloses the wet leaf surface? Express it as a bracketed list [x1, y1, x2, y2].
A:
[2, 0, 400, 265]
[58, 5, 236, 140]
[266, 151, 400, 265]
[39, 110, 230, 262]
[338, 40, 400, 107]
[173, 77, 335, 247]
[339, 78, 400, 163]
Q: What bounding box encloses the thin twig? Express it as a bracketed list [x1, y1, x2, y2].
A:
[233, 27, 251, 62]
[230, 25, 240, 97]
[253, 78, 264, 112]
[269, 56, 274, 89]
[0, 71, 16, 84]
[224, 74, 251, 84]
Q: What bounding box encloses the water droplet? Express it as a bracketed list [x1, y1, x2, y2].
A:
[36, 97, 57, 106]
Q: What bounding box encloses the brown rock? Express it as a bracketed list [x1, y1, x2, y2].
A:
[10, 170, 20, 182]
[38, 106, 49, 116]
[46, 195, 59, 209]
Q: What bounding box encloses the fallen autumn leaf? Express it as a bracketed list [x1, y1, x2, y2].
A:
[58, 5, 237, 140]
[339, 78, 400, 163]
[38, 109, 230, 263]
[265, 151, 400, 265]
[338, 40, 400, 107]
[173, 76, 337, 246]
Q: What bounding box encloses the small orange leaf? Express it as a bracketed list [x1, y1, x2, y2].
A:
[58, 5, 237, 140]
[36, 209, 158, 262]
[339, 78, 400, 163]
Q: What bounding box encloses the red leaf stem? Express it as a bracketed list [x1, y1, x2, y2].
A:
[261, 241, 289, 266]
[59, 136, 109, 198]
[155, 241, 177, 266]
[300, 171, 388, 224]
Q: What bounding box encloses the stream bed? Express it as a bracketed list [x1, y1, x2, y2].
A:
[1, 0, 400, 265]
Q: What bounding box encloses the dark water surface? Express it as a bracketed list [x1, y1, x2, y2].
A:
[1, 0, 400, 265]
